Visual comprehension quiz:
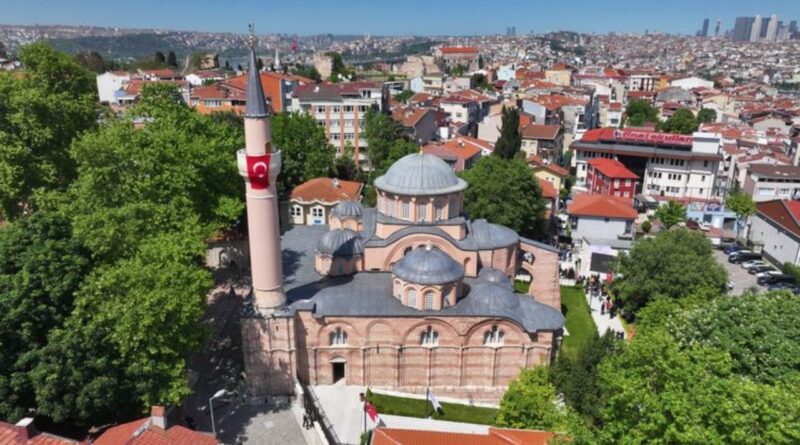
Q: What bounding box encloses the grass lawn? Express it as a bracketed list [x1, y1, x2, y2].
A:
[560, 286, 596, 356]
[513, 280, 530, 293]
[366, 391, 498, 425]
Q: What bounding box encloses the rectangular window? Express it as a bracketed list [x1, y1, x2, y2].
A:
[316, 106, 325, 114]
[424, 292, 434, 310]
[417, 203, 427, 221]
[332, 106, 341, 113]
[343, 105, 353, 112]
[402, 202, 410, 220]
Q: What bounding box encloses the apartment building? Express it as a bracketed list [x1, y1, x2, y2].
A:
[743, 164, 800, 202]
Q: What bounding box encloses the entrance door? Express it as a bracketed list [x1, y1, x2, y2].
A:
[332, 362, 346, 383]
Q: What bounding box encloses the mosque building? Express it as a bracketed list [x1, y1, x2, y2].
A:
[236, 37, 564, 403]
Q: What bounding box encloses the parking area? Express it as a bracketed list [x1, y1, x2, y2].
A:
[713, 250, 761, 295]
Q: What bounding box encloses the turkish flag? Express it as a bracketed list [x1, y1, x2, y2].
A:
[364, 402, 379, 423]
[246, 154, 271, 190]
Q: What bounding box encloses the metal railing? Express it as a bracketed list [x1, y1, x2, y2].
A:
[300, 382, 351, 445]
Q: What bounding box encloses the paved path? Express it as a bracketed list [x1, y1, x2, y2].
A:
[314, 384, 372, 445]
[585, 289, 626, 339]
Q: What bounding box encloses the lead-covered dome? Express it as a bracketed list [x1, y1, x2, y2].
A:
[374, 153, 467, 196]
[392, 247, 465, 285]
[331, 200, 363, 219]
[316, 229, 364, 257]
[478, 267, 513, 289]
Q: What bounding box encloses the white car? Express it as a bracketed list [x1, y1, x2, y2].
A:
[755, 270, 778, 279]
[741, 260, 766, 270]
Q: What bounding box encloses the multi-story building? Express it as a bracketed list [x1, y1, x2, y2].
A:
[732, 17, 755, 42]
[586, 158, 640, 202]
[742, 164, 800, 202]
[520, 124, 563, 161]
[568, 194, 637, 242]
[434, 47, 480, 71]
[573, 129, 722, 202]
[748, 200, 800, 266]
[291, 82, 387, 169]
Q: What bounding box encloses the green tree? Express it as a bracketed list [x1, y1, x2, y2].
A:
[154, 51, 166, 64]
[493, 106, 522, 160]
[654, 200, 686, 229]
[0, 42, 98, 219]
[332, 144, 361, 181]
[31, 230, 211, 425]
[364, 109, 401, 171]
[460, 157, 545, 237]
[624, 99, 659, 127]
[697, 107, 717, 124]
[75, 51, 106, 73]
[726, 191, 756, 240]
[327, 52, 353, 82]
[660, 108, 698, 134]
[69, 83, 243, 262]
[167, 51, 178, 67]
[640, 219, 652, 234]
[394, 90, 414, 103]
[496, 366, 565, 430]
[597, 329, 800, 445]
[290, 64, 322, 82]
[0, 40, 6, 59]
[612, 228, 727, 314]
[669, 292, 800, 385]
[0, 212, 91, 421]
[271, 111, 335, 197]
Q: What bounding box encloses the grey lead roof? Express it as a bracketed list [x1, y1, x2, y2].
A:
[282, 273, 564, 332]
[470, 219, 519, 249]
[392, 247, 465, 285]
[330, 200, 364, 219]
[244, 44, 269, 118]
[477, 267, 513, 289]
[374, 153, 468, 196]
[316, 229, 364, 257]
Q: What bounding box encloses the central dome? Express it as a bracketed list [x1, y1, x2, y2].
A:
[374, 153, 468, 196]
[392, 247, 465, 285]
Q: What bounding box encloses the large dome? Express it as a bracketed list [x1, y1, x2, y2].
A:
[316, 229, 364, 257]
[392, 247, 465, 285]
[374, 153, 468, 196]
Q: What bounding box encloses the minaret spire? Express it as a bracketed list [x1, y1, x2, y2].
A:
[238, 23, 285, 315]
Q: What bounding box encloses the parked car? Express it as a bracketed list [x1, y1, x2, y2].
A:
[729, 252, 760, 264]
[748, 265, 775, 275]
[740, 260, 766, 269]
[767, 282, 795, 291]
[757, 272, 795, 286]
[724, 244, 745, 255]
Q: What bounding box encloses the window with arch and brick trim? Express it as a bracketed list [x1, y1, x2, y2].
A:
[483, 325, 504, 345]
[420, 326, 439, 345]
[329, 328, 348, 345]
[424, 291, 435, 310]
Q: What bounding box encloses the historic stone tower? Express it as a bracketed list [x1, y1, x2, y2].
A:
[238, 29, 286, 314]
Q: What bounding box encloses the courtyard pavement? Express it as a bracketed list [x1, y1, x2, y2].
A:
[314, 383, 374, 445]
[713, 250, 760, 296]
[585, 289, 626, 339]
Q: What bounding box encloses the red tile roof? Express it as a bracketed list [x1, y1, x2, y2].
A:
[371, 427, 554, 445]
[94, 418, 216, 445]
[520, 124, 561, 140]
[588, 158, 639, 179]
[290, 178, 363, 204]
[0, 421, 81, 445]
[438, 47, 479, 54]
[756, 200, 800, 239]
[423, 136, 492, 161]
[568, 194, 637, 219]
[527, 156, 569, 177]
[537, 178, 558, 200]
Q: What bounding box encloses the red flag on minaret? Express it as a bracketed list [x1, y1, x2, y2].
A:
[246, 153, 271, 190]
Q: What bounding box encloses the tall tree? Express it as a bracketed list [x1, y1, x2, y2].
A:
[460, 157, 545, 237]
[725, 191, 756, 240]
[75, 51, 106, 73]
[660, 108, 698, 134]
[271, 111, 335, 197]
[0, 212, 91, 422]
[612, 228, 727, 314]
[496, 366, 565, 430]
[0, 40, 6, 59]
[654, 199, 686, 229]
[494, 106, 522, 160]
[166, 51, 178, 67]
[364, 109, 401, 171]
[154, 51, 166, 64]
[332, 144, 361, 181]
[697, 108, 717, 124]
[0, 43, 98, 219]
[624, 100, 659, 127]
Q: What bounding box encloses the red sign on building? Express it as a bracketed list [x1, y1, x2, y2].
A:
[612, 129, 693, 146]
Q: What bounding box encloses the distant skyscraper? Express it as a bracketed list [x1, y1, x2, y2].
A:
[732, 17, 754, 42]
[715, 19, 722, 37]
[790, 20, 798, 39]
[765, 14, 779, 41]
[701, 18, 710, 37]
[750, 15, 762, 41]
[506, 26, 516, 37]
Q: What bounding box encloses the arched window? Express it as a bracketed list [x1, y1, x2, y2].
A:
[424, 291, 435, 310]
[417, 203, 427, 222]
[404, 246, 413, 256]
[420, 326, 439, 345]
[388, 198, 397, 218]
[449, 196, 458, 218]
[434, 199, 444, 221]
[329, 328, 348, 345]
[483, 325, 504, 345]
[393, 280, 402, 299]
[407, 288, 417, 307]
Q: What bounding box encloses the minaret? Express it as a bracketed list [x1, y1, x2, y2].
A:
[238, 26, 285, 314]
[274, 47, 281, 71]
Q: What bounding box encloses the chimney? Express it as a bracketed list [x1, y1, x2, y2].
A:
[150, 406, 167, 429]
[332, 178, 340, 188]
[15, 418, 37, 441]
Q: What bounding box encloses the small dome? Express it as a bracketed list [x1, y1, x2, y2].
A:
[478, 268, 513, 289]
[331, 200, 363, 219]
[374, 153, 467, 196]
[471, 219, 519, 249]
[463, 282, 521, 314]
[392, 247, 464, 285]
[317, 229, 364, 257]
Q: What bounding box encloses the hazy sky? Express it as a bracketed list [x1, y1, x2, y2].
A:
[2, 0, 800, 36]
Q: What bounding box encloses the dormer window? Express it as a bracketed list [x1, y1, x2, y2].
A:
[329, 328, 347, 345]
[421, 326, 439, 345]
[483, 325, 504, 346]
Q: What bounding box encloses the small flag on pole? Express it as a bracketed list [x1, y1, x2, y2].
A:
[365, 401, 380, 423]
[427, 388, 443, 414]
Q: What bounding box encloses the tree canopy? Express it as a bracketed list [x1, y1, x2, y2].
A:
[496, 366, 565, 430]
[460, 156, 545, 238]
[654, 199, 686, 229]
[271, 111, 335, 197]
[624, 100, 659, 127]
[0, 42, 98, 219]
[660, 108, 698, 134]
[612, 228, 727, 314]
[697, 108, 717, 124]
[493, 106, 522, 160]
